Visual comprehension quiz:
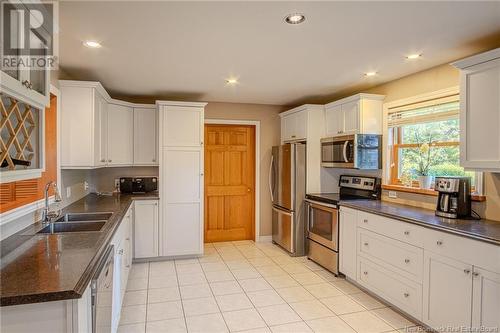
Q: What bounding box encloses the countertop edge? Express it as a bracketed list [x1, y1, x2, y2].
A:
[0, 194, 159, 307]
[339, 201, 500, 246]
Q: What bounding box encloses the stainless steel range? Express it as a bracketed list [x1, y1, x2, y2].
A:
[305, 175, 381, 274]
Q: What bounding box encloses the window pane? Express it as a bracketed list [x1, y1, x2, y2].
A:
[398, 145, 475, 186]
[401, 119, 459, 144]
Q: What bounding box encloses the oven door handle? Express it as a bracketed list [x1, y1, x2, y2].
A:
[343, 141, 349, 163]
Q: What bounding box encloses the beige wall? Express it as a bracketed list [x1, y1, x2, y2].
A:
[204, 102, 286, 236]
[359, 63, 500, 221]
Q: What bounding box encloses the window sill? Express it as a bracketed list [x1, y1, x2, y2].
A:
[381, 184, 486, 202]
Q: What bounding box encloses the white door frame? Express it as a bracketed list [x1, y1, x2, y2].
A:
[204, 119, 262, 242]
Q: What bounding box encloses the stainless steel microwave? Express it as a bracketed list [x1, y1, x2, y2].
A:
[321, 134, 382, 169]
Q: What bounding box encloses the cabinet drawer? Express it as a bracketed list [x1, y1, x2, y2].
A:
[422, 228, 500, 274]
[358, 257, 422, 320]
[357, 211, 423, 247]
[358, 229, 423, 282]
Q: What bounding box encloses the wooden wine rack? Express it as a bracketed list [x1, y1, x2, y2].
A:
[0, 94, 36, 170]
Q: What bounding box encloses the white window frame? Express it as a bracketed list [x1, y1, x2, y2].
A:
[382, 86, 483, 195]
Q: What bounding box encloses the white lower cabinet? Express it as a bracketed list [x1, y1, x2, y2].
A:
[133, 200, 159, 258]
[341, 207, 500, 331]
[422, 251, 473, 329]
[111, 206, 133, 333]
[358, 257, 423, 319]
[339, 207, 357, 279]
[472, 267, 500, 329]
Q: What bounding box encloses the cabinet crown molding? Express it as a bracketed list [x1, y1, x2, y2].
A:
[325, 93, 385, 108]
[156, 100, 208, 108]
[451, 47, 500, 69]
[58, 80, 155, 109]
[279, 104, 324, 118]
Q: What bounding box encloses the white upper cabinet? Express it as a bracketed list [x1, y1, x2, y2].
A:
[162, 105, 203, 147]
[60, 80, 156, 168]
[452, 48, 500, 171]
[279, 105, 324, 193]
[107, 104, 134, 165]
[134, 107, 158, 165]
[324, 93, 384, 137]
[0, 3, 50, 109]
[280, 106, 312, 142]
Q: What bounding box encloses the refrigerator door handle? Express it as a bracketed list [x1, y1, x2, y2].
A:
[343, 140, 349, 163]
[268, 155, 274, 202]
[272, 206, 293, 216]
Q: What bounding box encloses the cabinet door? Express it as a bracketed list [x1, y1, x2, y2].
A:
[325, 105, 343, 136]
[107, 104, 134, 165]
[161, 147, 203, 256]
[134, 108, 158, 165]
[162, 106, 203, 147]
[281, 114, 297, 141]
[423, 251, 473, 330]
[339, 208, 357, 279]
[95, 92, 108, 166]
[134, 200, 159, 258]
[460, 58, 500, 170]
[472, 267, 500, 329]
[342, 100, 359, 134]
[295, 111, 307, 140]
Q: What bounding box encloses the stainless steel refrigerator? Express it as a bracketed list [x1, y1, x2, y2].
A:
[269, 143, 306, 256]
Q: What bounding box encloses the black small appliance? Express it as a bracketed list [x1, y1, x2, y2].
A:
[434, 176, 471, 219]
[120, 177, 158, 193]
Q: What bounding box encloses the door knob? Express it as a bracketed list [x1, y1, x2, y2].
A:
[247, 188, 251, 192]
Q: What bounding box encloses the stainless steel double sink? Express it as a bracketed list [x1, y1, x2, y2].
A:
[37, 212, 113, 234]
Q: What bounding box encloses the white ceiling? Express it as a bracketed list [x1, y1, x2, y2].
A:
[58, 1, 500, 106]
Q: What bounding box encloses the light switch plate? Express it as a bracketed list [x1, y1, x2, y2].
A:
[84, 181, 89, 191]
[388, 191, 397, 198]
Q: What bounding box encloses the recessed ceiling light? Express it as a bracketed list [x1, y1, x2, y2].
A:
[83, 40, 101, 48]
[225, 78, 238, 85]
[364, 71, 377, 77]
[406, 54, 422, 60]
[284, 13, 305, 25]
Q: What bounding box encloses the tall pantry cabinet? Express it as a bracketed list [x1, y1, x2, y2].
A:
[157, 101, 206, 256]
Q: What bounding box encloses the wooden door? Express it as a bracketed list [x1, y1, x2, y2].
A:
[205, 124, 255, 242]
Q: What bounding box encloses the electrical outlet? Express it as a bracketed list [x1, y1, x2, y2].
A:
[66, 186, 71, 198]
[388, 191, 397, 199]
[84, 181, 89, 191]
[114, 178, 120, 190]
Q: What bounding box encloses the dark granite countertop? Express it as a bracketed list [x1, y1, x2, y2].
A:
[340, 199, 500, 246]
[0, 192, 159, 307]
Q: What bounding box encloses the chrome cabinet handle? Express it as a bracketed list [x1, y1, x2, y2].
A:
[363, 219, 368, 223]
[473, 272, 480, 277]
[436, 240, 443, 246]
[108, 159, 112, 162]
[364, 242, 369, 246]
[404, 231, 410, 235]
[404, 292, 409, 298]
[405, 259, 410, 264]
[363, 271, 368, 275]
[100, 159, 105, 162]
[464, 269, 471, 274]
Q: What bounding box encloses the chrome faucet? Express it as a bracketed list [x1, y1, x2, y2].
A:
[42, 181, 62, 222]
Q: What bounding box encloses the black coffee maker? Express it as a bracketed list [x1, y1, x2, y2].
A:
[434, 177, 471, 219]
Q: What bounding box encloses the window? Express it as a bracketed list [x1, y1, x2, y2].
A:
[387, 94, 479, 192]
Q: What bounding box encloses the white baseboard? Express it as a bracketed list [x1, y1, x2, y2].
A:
[257, 235, 272, 243]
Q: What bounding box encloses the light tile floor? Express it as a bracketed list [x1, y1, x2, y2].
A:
[118, 241, 418, 333]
